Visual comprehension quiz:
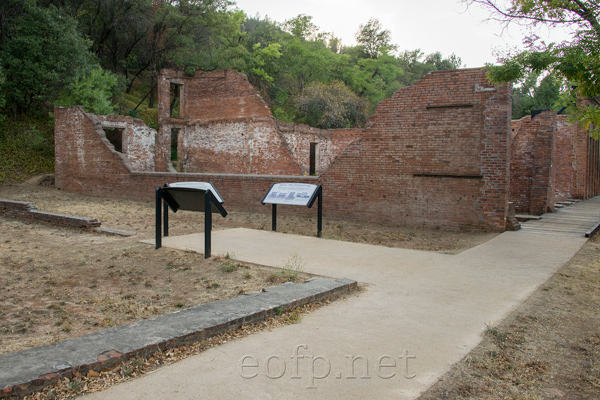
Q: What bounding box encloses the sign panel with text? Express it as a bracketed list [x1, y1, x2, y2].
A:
[262, 183, 319, 207]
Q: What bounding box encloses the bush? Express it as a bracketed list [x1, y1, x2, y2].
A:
[57, 67, 123, 115]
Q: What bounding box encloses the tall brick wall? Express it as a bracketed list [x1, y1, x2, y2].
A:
[509, 118, 534, 212]
[585, 135, 600, 199]
[55, 107, 156, 180]
[554, 115, 579, 202]
[529, 111, 557, 215]
[321, 68, 511, 231]
[509, 112, 594, 214]
[157, 69, 302, 175]
[92, 114, 156, 172]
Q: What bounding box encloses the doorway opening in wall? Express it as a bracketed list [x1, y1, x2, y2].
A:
[309, 142, 317, 176]
[171, 128, 180, 170]
[103, 127, 124, 153]
[170, 83, 182, 118]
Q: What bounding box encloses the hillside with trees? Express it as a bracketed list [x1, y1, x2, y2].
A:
[1, 0, 465, 182]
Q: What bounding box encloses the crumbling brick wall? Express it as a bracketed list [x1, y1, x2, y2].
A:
[92, 114, 156, 172]
[509, 112, 593, 214]
[530, 111, 557, 215]
[321, 68, 511, 231]
[54, 106, 319, 214]
[276, 121, 363, 176]
[554, 115, 580, 202]
[509, 112, 556, 215]
[55, 69, 516, 231]
[509, 118, 533, 212]
[157, 69, 303, 175]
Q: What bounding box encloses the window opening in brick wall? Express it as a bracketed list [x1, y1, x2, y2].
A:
[309, 142, 317, 176]
[103, 127, 124, 152]
[170, 83, 182, 118]
[171, 128, 180, 162]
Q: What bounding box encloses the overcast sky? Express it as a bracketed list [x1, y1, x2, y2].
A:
[233, 0, 574, 68]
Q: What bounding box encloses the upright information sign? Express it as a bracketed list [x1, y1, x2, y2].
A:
[262, 183, 323, 237]
[155, 182, 227, 258]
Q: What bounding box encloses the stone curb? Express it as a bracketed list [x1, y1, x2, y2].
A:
[0, 277, 357, 398]
[0, 199, 100, 229]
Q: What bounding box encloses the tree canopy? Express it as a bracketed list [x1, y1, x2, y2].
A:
[465, 0, 600, 135]
[0, 3, 463, 128]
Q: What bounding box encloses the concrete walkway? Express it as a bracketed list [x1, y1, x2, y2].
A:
[85, 198, 600, 400]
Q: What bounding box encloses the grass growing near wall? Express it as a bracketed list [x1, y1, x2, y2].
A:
[121, 83, 159, 131]
[0, 116, 55, 184]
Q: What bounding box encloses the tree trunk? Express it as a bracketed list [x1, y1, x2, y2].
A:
[148, 74, 157, 109]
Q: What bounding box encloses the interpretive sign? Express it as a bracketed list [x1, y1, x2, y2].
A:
[262, 183, 323, 237]
[155, 182, 227, 258]
[166, 181, 224, 203]
[262, 183, 319, 207]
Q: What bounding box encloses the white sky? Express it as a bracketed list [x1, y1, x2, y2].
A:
[233, 0, 575, 68]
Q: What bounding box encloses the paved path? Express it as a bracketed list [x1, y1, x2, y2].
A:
[85, 198, 600, 400]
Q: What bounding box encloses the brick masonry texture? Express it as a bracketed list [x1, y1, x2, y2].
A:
[321, 69, 511, 231]
[54, 68, 598, 232]
[509, 113, 598, 215]
[155, 69, 358, 176]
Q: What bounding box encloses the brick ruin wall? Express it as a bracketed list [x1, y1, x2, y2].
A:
[55, 106, 319, 214]
[54, 68, 513, 231]
[509, 113, 595, 215]
[68, 68, 600, 232]
[276, 121, 363, 176]
[156, 69, 359, 176]
[321, 68, 511, 231]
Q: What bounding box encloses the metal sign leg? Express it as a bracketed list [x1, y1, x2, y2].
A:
[155, 188, 162, 249]
[317, 191, 322, 238]
[205, 193, 212, 258]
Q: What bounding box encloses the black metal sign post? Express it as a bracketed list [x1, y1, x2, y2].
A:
[262, 183, 323, 238]
[155, 182, 227, 258]
[271, 203, 277, 232]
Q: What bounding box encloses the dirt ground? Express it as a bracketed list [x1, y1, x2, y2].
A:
[0, 182, 495, 357]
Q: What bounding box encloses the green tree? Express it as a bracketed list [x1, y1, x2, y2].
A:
[465, 0, 600, 135]
[0, 3, 96, 115]
[342, 53, 404, 110]
[512, 72, 562, 118]
[424, 52, 464, 70]
[295, 80, 369, 128]
[282, 14, 319, 40]
[355, 18, 397, 59]
[57, 66, 123, 114]
[397, 49, 462, 86]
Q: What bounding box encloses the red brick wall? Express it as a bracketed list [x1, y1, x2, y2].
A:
[55, 106, 318, 214]
[554, 116, 578, 202]
[55, 69, 512, 231]
[92, 114, 156, 172]
[509, 118, 534, 212]
[157, 69, 302, 176]
[277, 121, 363, 176]
[321, 68, 511, 231]
[510, 113, 592, 214]
[529, 111, 556, 215]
